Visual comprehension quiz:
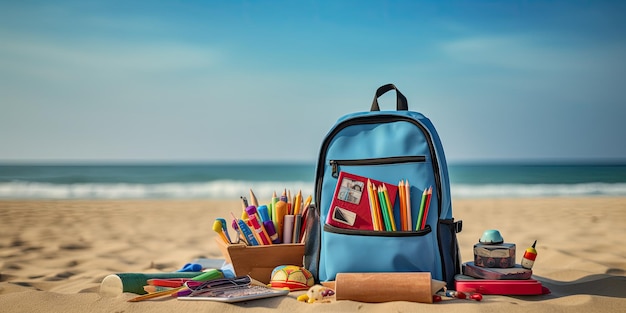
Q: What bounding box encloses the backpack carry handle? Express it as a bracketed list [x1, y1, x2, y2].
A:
[370, 83, 409, 111]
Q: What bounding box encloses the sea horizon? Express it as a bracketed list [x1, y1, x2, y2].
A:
[1, 160, 625, 200]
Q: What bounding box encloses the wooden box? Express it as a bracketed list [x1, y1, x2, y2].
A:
[214, 238, 305, 284]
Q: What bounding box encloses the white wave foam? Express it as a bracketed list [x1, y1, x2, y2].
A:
[451, 183, 626, 198]
[0, 181, 315, 200]
[1, 181, 625, 199]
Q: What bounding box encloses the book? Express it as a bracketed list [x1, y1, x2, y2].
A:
[455, 274, 550, 295]
[326, 171, 398, 231]
[463, 262, 533, 280]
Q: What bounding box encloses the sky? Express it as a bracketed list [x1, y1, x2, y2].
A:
[1, 0, 625, 164]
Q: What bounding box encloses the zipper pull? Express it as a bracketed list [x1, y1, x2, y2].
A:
[330, 160, 338, 178]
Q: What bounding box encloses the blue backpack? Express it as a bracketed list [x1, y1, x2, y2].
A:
[304, 84, 462, 287]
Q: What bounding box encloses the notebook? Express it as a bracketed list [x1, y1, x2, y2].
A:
[326, 171, 398, 231]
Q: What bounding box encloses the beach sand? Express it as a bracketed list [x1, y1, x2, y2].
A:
[1, 198, 625, 312]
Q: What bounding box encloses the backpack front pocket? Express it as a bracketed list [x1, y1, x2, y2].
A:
[319, 224, 441, 282]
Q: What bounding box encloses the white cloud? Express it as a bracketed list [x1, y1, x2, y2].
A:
[0, 31, 219, 82]
[440, 34, 626, 74]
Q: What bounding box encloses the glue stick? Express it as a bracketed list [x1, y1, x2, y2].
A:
[521, 240, 538, 269]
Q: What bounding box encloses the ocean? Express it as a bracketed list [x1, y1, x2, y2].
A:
[1, 162, 625, 200]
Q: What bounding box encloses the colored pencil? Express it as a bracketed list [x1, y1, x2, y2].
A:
[405, 180, 412, 231]
[420, 186, 432, 230]
[249, 189, 259, 207]
[293, 190, 302, 215]
[370, 184, 383, 231]
[382, 184, 396, 231]
[376, 186, 392, 231]
[416, 188, 427, 230]
[367, 180, 379, 231]
[398, 180, 406, 231]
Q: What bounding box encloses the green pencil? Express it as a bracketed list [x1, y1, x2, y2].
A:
[378, 187, 392, 231]
[416, 188, 427, 230]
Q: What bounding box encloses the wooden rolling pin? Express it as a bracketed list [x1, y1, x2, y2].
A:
[322, 272, 444, 303]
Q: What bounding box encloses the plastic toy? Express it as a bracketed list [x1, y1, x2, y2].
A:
[297, 285, 335, 303]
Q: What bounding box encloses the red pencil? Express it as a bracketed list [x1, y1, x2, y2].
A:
[147, 278, 191, 288]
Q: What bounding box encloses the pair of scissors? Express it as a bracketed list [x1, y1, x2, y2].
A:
[184, 276, 252, 297]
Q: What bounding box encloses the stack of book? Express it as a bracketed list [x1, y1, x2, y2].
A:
[455, 240, 550, 295]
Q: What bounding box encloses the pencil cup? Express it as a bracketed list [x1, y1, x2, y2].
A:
[214, 237, 304, 284]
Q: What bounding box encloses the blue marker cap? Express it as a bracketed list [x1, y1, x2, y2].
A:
[257, 205, 270, 222]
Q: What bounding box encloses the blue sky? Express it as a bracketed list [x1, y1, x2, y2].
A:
[1, 0, 625, 164]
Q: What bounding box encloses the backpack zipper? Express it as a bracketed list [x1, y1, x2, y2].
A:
[330, 156, 427, 178]
[324, 223, 431, 237]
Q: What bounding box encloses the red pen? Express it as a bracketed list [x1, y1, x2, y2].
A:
[147, 278, 191, 288]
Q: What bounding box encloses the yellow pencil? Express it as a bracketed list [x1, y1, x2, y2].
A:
[367, 180, 379, 231]
[302, 194, 312, 211]
[128, 286, 185, 302]
[372, 184, 384, 231]
[294, 190, 302, 215]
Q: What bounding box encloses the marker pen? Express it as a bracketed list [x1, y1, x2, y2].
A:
[521, 240, 538, 269]
[216, 218, 231, 243]
[237, 218, 259, 246]
[263, 220, 280, 244]
[246, 209, 271, 245]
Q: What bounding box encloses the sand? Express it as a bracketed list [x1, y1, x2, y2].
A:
[1, 198, 625, 312]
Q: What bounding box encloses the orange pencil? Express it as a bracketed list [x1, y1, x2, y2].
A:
[398, 180, 407, 231]
[405, 179, 412, 231]
[274, 200, 288, 242]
